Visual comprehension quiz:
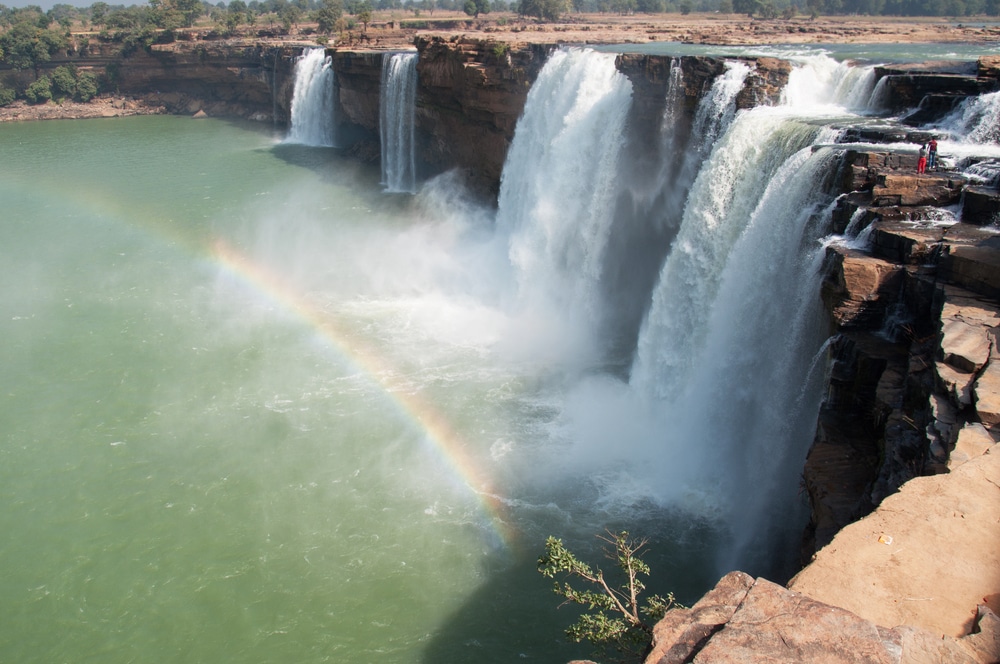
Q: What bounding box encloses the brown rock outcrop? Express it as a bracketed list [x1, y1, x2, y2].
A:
[789, 444, 1000, 643]
[821, 247, 904, 328]
[412, 37, 550, 197]
[646, 572, 1000, 664]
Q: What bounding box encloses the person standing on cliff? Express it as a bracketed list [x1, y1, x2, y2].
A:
[917, 144, 927, 174]
[928, 138, 938, 171]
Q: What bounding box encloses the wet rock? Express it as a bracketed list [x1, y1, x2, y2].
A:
[868, 221, 946, 264]
[940, 242, 1000, 300]
[871, 173, 964, 207]
[961, 186, 1000, 226]
[413, 37, 549, 198]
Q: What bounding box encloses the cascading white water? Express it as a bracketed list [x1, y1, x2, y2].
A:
[494, 51, 888, 577]
[496, 48, 633, 351]
[658, 58, 686, 172]
[380, 52, 419, 193]
[943, 89, 1000, 143]
[287, 47, 337, 147]
[690, 61, 751, 158]
[630, 113, 823, 400]
[659, 60, 750, 221]
[867, 75, 893, 114]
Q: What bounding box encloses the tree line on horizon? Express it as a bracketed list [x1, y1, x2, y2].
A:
[3, 0, 1000, 34]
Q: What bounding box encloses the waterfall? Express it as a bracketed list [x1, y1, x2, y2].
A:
[658, 58, 686, 178]
[691, 61, 751, 159]
[380, 52, 419, 193]
[488, 49, 892, 577]
[867, 75, 893, 114]
[942, 89, 1000, 143]
[630, 112, 823, 400]
[496, 48, 633, 344]
[287, 48, 337, 147]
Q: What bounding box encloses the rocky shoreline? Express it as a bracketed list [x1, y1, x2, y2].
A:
[0, 96, 165, 123]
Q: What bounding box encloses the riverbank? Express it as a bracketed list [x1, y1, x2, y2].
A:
[4, 14, 1000, 124]
[0, 96, 165, 123]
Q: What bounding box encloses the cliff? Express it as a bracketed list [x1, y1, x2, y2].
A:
[0, 39, 297, 120]
[640, 62, 1000, 664]
[326, 41, 790, 198]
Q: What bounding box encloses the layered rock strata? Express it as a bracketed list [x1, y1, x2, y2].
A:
[0, 41, 296, 120]
[329, 41, 791, 198]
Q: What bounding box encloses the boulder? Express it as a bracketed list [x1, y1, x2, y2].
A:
[937, 361, 975, 407]
[871, 173, 963, 207]
[645, 571, 753, 664]
[961, 186, 1000, 226]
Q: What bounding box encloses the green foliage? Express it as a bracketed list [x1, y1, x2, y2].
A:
[0, 18, 67, 72]
[517, 0, 567, 19]
[463, 0, 490, 15]
[538, 531, 682, 663]
[75, 71, 98, 101]
[24, 74, 52, 103]
[0, 84, 15, 106]
[316, 0, 343, 32]
[50, 64, 76, 98]
[354, 0, 372, 29]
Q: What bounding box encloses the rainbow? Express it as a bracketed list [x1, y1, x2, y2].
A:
[210, 238, 519, 550]
[0, 135, 519, 550]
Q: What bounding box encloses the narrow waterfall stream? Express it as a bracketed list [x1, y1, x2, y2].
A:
[380, 52, 419, 193]
[287, 47, 337, 147]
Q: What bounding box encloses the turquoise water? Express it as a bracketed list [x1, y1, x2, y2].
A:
[0, 116, 717, 663]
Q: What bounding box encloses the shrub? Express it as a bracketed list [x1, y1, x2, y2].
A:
[24, 76, 53, 104]
[75, 72, 99, 102]
[0, 86, 15, 107]
[50, 65, 77, 99]
[538, 531, 682, 663]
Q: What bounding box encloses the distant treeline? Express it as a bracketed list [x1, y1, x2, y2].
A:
[0, 0, 997, 39]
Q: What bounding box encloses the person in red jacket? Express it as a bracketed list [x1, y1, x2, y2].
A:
[928, 138, 938, 170]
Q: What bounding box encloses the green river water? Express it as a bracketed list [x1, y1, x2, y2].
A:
[0, 116, 719, 663]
